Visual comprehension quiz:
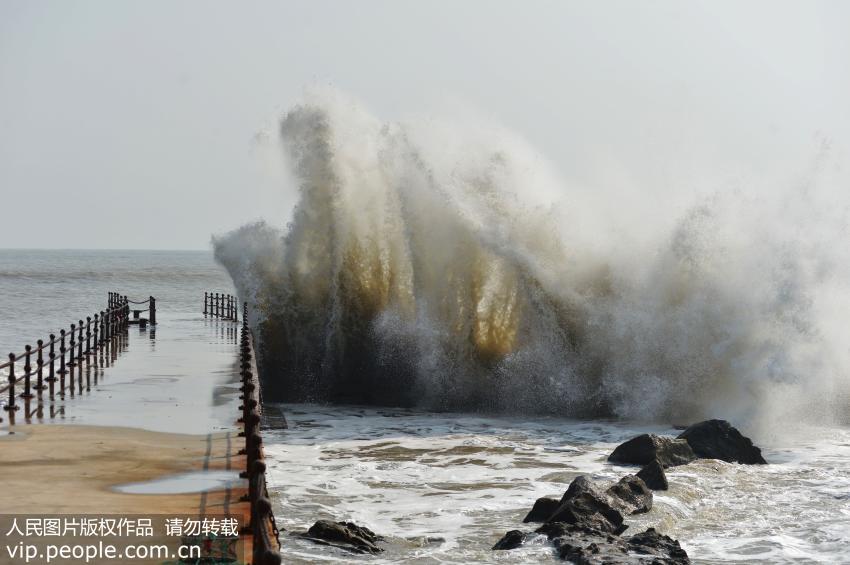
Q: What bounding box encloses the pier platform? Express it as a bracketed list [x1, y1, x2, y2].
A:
[0, 310, 259, 564]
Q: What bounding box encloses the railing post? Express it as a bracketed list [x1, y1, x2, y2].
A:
[68, 324, 76, 368]
[47, 334, 56, 383]
[21, 345, 32, 399]
[35, 339, 45, 391]
[58, 330, 67, 392]
[85, 316, 92, 357]
[77, 320, 84, 362]
[4, 354, 17, 411]
[149, 296, 156, 325]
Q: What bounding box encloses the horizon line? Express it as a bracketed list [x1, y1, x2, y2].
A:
[0, 247, 213, 252]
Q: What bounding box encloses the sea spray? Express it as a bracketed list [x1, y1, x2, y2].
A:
[214, 90, 850, 433]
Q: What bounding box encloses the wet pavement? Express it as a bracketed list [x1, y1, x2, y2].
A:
[0, 313, 243, 434]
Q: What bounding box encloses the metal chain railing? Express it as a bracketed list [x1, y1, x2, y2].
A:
[1, 292, 150, 422]
[204, 292, 238, 321]
[237, 301, 282, 565]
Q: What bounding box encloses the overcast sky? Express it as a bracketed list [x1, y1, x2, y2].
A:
[1, 0, 848, 250]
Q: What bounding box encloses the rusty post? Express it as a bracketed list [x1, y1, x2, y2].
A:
[150, 296, 156, 325]
[58, 330, 67, 384]
[68, 324, 76, 368]
[47, 334, 56, 383]
[85, 316, 92, 357]
[77, 320, 84, 362]
[213, 293, 218, 317]
[93, 314, 99, 354]
[48, 350, 56, 397]
[124, 296, 129, 329]
[35, 339, 45, 391]
[4, 354, 17, 411]
[21, 345, 32, 399]
[59, 331, 67, 394]
[204, 292, 208, 316]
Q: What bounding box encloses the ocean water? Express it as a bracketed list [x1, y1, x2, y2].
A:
[0, 249, 234, 355]
[2, 250, 849, 563]
[264, 405, 850, 564]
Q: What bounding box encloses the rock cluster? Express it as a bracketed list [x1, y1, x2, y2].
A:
[496, 473, 688, 563]
[493, 419, 766, 562]
[608, 419, 765, 467]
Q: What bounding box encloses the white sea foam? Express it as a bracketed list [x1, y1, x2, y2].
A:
[264, 405, 850, 564]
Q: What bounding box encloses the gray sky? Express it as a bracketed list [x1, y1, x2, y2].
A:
[1, 0, 848, 250]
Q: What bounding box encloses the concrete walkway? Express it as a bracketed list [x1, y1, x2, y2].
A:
[0, 314, 252, 564]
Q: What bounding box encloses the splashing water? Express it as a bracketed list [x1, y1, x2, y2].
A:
[214, 89, 850, 434]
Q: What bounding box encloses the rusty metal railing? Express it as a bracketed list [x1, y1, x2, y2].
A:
[1, 292, 154, 423]
[237, 301, 282, 565]
[204, 292, 238, 321]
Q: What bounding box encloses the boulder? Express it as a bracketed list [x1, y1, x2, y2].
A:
[538, 523, 690, 564]
[636, 459, 668, 490]
[677, 419, 766, 464]
[523, 496, 560, 523]
[626, 527, 690, 563]
[544, 523, 628, 563]
[300, 520, 383, 554]
[547, 476, 626, 535]
[492, 529, 527, 550]
[559, 475, 597, 504]
[608, 434, 696, 467]
[605, 475, 652, 514]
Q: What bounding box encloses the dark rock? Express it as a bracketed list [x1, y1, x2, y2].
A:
[547, 476, 626, 535]
[677, 419, 767, 464]
[559, 475, 597, 504]
[626, 527, 690, 563]
[636, 459, 669, 490]
[606, 475, 653, 514]
[523, 497, 561, 523]
[539, 523, 690, 564]
[300, 520, 383, 554]
[608, 434, 696, 467]
[541, 523, 628, 563]
[492, 529, 527, 550]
